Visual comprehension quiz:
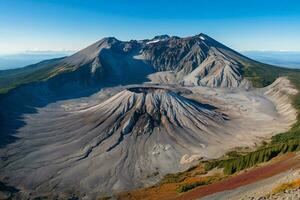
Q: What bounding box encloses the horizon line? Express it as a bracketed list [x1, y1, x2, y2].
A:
[2, 49, 300, 56]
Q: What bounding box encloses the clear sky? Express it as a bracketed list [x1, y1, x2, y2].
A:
[1, 0, 300, 54]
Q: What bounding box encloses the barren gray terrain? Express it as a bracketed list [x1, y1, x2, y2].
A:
[0, 34, 298, 199]
[0, 78, 297, 199]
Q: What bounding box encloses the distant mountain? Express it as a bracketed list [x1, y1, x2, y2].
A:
[0, 33, 262, 95]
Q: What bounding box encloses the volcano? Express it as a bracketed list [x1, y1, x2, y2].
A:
[0, 33, 297, 199]
[0, 86, 230, 198]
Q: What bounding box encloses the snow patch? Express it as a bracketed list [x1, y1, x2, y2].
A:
[200, 36, 205, 40]
[146, 39, 161, 44]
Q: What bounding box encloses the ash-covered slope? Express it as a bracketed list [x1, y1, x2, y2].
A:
[264, 77, 298, 121]
[61, 33, 252, 87]
[0, 87, 227, 198]
[140, 34, 249, 87]
[0, 33, 256, 150]
[0, 33, 253, 95]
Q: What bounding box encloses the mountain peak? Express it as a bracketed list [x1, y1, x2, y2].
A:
[198, 33, 207, 40]
[152, 34, 170, 40]
[99, 36, 120, 45]
[6, 32, 254, 94]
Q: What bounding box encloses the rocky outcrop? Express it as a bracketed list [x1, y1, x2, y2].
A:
[139, 34, 250, 87]
[264, 77, 298, 122]
[182, 48, 249, 87]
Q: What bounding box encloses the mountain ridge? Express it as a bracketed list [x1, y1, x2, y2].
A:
[0, 33, 264, 95]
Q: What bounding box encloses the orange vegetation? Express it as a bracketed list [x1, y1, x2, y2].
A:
[272, 178, 300, 194]
[117, 153, 300, 200]
[175, 153, 300, 200]
[117, 165, 225, 200]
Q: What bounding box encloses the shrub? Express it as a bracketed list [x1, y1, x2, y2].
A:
[204, 140, 300, 175]
[97, 196, 111, 200]
[160, 172, 186, 184]
[176, 181, 207, 193]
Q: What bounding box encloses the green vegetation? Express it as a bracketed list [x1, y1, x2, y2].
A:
[158, 165, 207, 185]
[97, 196, 111, 200]
[242, 61, 290, 87]
[0, 58, 73, 94]
[272, 131, 300, 144]
[204, 63, 300, 175]
[199, 60, 300, 175]
[165, 60, 300, 177]
[176, 175, 225, 193]
[205, 140, 300, 175]
[159, 172, 187, 184]
[176, 181, 207, 193]
[271, 74, 300, 144]
[225, 150, 244, 158]
[186, 165, 198, 172]
[241, 60, 300, 144]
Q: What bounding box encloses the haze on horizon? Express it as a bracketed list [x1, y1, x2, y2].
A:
[1, 0, 300, 54]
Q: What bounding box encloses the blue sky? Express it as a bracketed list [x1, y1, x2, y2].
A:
[1, 0, 300, 54]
